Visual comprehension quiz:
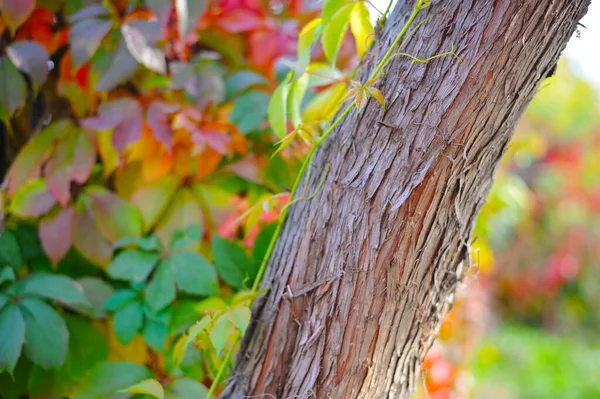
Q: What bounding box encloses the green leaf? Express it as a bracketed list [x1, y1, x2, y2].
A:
[292, 18, 321, 80]
[63, 315, 108, 380]
[321, 3, 353, 65]
[0, 303, 25, 375]
[20, 297, 68, 369]
[268, 76, 290, 138]
[86, 186, 143, 242]
[176, 0, 208, 39]
[228, 306, 251, 335]
[231, 90, 270, 134]
[73, 361, 152, 399]
[104, 289, 138, 312]
[114, 235, 163, 252]
[212, 236, 253, 289]
[0, 231, 22, 268]
[171, 252, 219, 296]
[145, 261, 176, 312]
[287, 73, 309, 128]
[253, 223, 277, 263]
[108, 250, 160, 283]
[225, 71, 269, 99]
[154, 188, 203, 249]
[141, 318, 168, 350]
[10, 179, 57, 218]
[21, 273, 91, 307]
[322, 0, 347, 26]
[130, 175, 179, 233]
[72, 277, 114, 319]
[122, 378, 164, 399]
[170, 225, 202, 250]
[209, 313, 233, 355]
[113, 301, 144, 344]
[166, 378, 209, 399]
[349, 2, 374, 57]
[0, 56, 27, 123]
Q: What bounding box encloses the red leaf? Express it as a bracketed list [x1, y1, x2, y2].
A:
[146, 101, 177, 149]
[0, 0, 35, 34]
[191, 128, 230, 154]
[39, 206, 74, 264]
[216, 9, 264, 33]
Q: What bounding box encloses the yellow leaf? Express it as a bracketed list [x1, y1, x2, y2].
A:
[350, 2, 374, 57]
[268, 76, 291, 138]
[121, 379, 164, 399]
[96, 129, 119, 177]
[303, 83, 347, 123]
[293, 18, 322, 79]
[321, 3, 354, 65]
[366, 86, 386, 110]
[354, 88, 367, 110]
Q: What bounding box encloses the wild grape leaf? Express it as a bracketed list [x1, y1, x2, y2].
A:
[130, 175, 179, 233]
[103, 289, 138, 312]
[166, 378, 209, 399]
[209, 313, 233, 355]
[69, 18, 113, 67]
[85, 186, 143, 242]
[292, 18, 321, 80]
[145, 0, 172, 25]
[122, 20, 166, 74]
[21, 273, 90, 307]
[72, 208, 113, 267]
[67, 4, 110, 23]
[231, 91, 269, 134]
[321, 3, 353, 65]
[20, 297, 69, 368]
[145, 260, 176, 312]
[113, 301, 144, 344]
[96, 40, 139, 92]
[80, 99, 143, 153]
[176, 0, 208, 39]
[107, 250, 160, 283]
[44, 133, 77, 206]
[0, 230, 22, 268]
[72, 361, 152, 399]
[268, 76, 290, 138]
[0, 303, 25, 375]
[6, 119, 71, 195]
[212, 236, 253, 289]
[154, 188, 203, 248]
[170, 252, 219, 296]
[122, 378, 164, 399]
[228, 306, 251, 334]
[6, 41, 50, 86]
[287, 73, 309, 128]
[10, 179, 57, 218]
[141, 318, 168, 350]
[349, 2, 374, 57]
[0, 56, 27, 122]
[0, 0, 35, 34]
[147, 101, 178, 149]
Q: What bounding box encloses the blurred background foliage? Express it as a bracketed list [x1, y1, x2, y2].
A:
[0, 0, 599, 398]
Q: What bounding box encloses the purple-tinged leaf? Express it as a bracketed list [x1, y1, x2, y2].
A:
[0, 56, 27, 122]
[146, 0, 172, 26]
[6, 41, 50, 86]
[85, 186, 143, 242]
[70, 18, 113, 67]
[6, 120, 71, 195]
[73, 207, 112, 267]
[45, 135, 77, 206]
[95, 41, 139, 92]
[39, 206, 75, 265]
[67, 4, 110, 23]
[10, 179, 57, 218]
[130, 175, 179, 232]
[113, 111, 143, 152]
[122, 21, 166, 74]
[0, 0, 35, 35]
[176, 0, 208, 39]
[71, 130, 96, 183]
[147, 101, 178, 149]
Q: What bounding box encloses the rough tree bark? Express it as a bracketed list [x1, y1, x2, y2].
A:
[224, 0, 590, 398]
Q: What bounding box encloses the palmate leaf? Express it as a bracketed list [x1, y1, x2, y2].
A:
[0, 0, 35, 34]
[0, 56, 27, 123]
[145, 260, 176, 312]
[321, 3, 353, 65]
[0, 303, 25, 375]
[107, 250, 160, 283]
[21, 273, 90, 308]
[121, 378, 164, 399]
[349, 2, 374, 57]
[113, 301, 144, 344]
[6, 40, 50, 87]
[122, 20, 166, 74]
[268, 76, 290, 138]
[170, 252, 219, 296]
[73, 361, 152, 399]
[39, 206, 75, 265]
[69, 17, 113, 67]
[212, 236, 254, 289]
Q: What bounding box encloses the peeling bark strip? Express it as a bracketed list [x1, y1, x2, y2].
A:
[224, 1, 589, 398]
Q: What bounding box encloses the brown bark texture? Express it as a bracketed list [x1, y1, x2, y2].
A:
[223, 0, 590, 398]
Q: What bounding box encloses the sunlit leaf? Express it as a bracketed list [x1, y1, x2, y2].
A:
[0, 56, 27, 122]
[113, 301, 144, 344]
[10, 179, 56, 218]
[145, 260, 176, 312]
[321, 3, 353, 65]
[20, 297, 68, 368]
[228, 306, 251, 334]
[122, 378, 164, 399]
[86, 186, 143, 242]
[69, 17, 113, 67]
[306, 63, 344, 87]
[122, 20, 166, 74]
[366, 86, 386, 109]
[0, 0, 35, 34]
[302, 82, 347, 123]
[176, 0, 208, 39]
[0, 303, 25, 376]
[39, 207, 74, 265]
[268, 76, 290, 138]
[6, 40, 50, 86]
[130, 175, 179, 233]
[209, 313, 234, 355]
[292, 18, 321, 80]
[349, 2, 374, 57]
[96, 40, 139, 92]
[287, 73, 309, 128]
[322, 0, 347, 26]
[73, 361, 152, 399]
[21, 273, 90, 307]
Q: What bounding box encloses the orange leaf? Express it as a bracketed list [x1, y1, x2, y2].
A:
[366, 86, 386, 110]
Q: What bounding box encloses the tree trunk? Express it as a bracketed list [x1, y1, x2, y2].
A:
[224, 0, 589, 397]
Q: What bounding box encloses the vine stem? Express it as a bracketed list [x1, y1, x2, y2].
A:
[206, 1, 429, 397]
